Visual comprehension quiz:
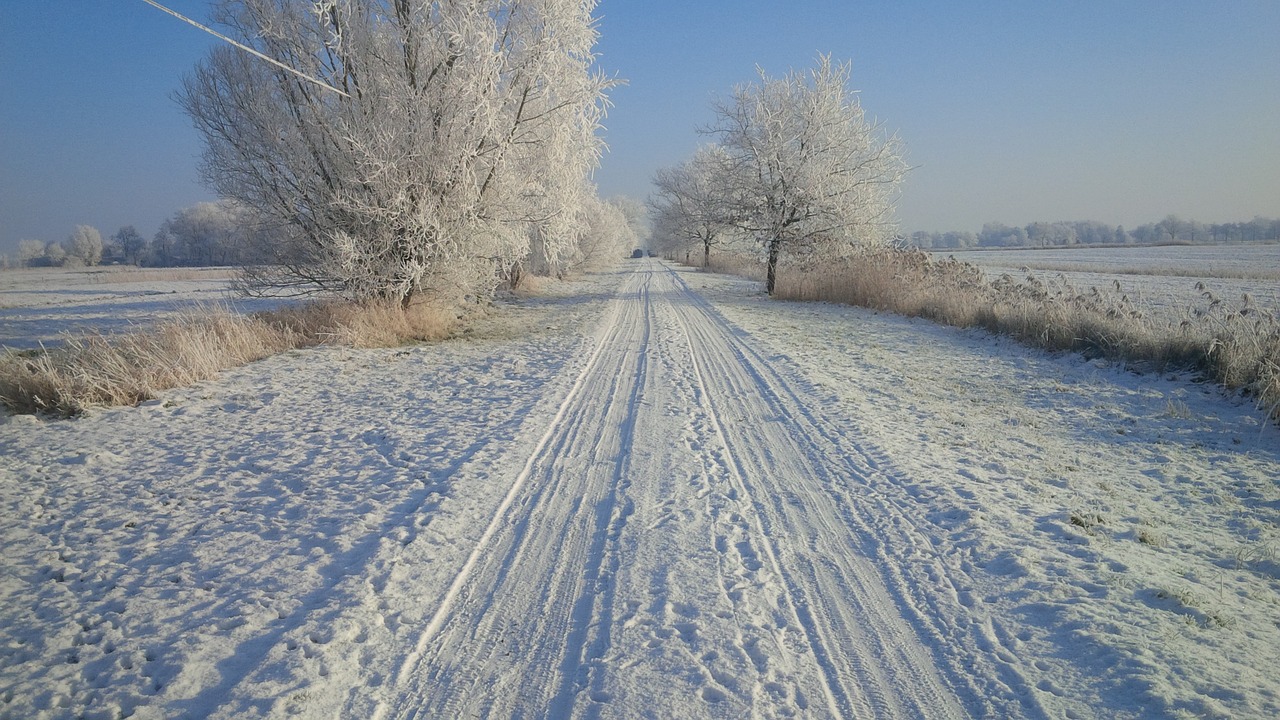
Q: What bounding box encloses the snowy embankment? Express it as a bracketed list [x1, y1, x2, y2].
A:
[2, 261, 1278, 719]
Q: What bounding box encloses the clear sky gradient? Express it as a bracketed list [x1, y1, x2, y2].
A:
[3, 1, 1278, 255]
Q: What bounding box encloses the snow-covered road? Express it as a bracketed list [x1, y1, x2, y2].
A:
[365, 260, 980, 718]
[4, 260, 1278, 719]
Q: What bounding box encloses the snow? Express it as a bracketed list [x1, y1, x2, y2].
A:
[940, 244, 1280, 277]
[700, 271, 1280, 718]
[2, 260, 1279, 718]
[935, 245, 1280, 322]
[0, 267, 282, 350]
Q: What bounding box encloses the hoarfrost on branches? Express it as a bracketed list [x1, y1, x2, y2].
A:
[181, 0, 612, 305]
[705, 55, 907, 293]
[649, 145, 737, 267]
[64, 225, 104, 267]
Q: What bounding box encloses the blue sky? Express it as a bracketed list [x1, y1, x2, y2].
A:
[2, 1, 1278, 255]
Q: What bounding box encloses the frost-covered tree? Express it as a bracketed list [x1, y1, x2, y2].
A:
[158, 200, 253, 266]
[517, 175, 591, 281]
[112, 226, 148, 266]
[44, 242, 68, 266]
[17, 240, 46, 267]
[648, 202, 686, 261]
[181, 0, 611, 305]
[63, 225, 104, 266]
[148, 227, 177, 267]
[574, 195, 637, 271]
[608, 195, 649, 246]
[650, 146, 736, 267]
[707, 55, 907, 294]
[507, 190, 634, 285]
[1158, 215, 1184, 243]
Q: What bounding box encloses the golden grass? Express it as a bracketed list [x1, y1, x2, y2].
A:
[705, 253, 767, 282]
[0, 300, 455, 417]
[773, 247, 1280, 421]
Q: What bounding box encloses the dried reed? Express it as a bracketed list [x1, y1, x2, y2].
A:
[773, 247, 1280, 420]
[0, 300, 455, 417]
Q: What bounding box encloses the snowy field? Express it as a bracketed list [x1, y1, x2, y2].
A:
[0, 266, 281, 350]
[935, 244, 1280, 322]
[2, 260, 1279, 718]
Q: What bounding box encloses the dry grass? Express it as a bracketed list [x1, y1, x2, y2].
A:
[661, 249, 767, 281]
[705, 253, 767, 282]
[773, 247, 1280, 421]
[260, 300, 455, 349]
[0, 300, 455, 417]
[508, 272, 548, 297]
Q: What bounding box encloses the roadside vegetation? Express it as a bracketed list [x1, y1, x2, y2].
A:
[648, 55, 906, 295]
[0, 300, 455, 418]
[0, 0, 646, 418]
[644, 55, 1279, 423]
[771, 246, 1280, 421]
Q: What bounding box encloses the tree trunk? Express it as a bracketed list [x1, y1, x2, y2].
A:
[507, 261, 524, 291]
[766, 237, 781, 295]
[703, 242, 710, 269]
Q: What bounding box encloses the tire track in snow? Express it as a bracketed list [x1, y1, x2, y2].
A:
[666, 285, 846, 718]
[370, 261, 1034, 718]
[663, 264, 972, 719]
[578, 283, 825, 718]
[664, 264, 1049, 718]
[372, 268, 654, 719]
[547, 276, 650, 717]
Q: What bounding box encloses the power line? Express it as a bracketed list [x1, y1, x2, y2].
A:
[139, 0, 350, 99]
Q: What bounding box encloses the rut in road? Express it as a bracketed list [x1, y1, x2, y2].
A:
[371, 261, 989, 718]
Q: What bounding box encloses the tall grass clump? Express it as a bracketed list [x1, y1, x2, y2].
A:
[0, 300, 455, 417]
[773, 247, 1280, 420]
